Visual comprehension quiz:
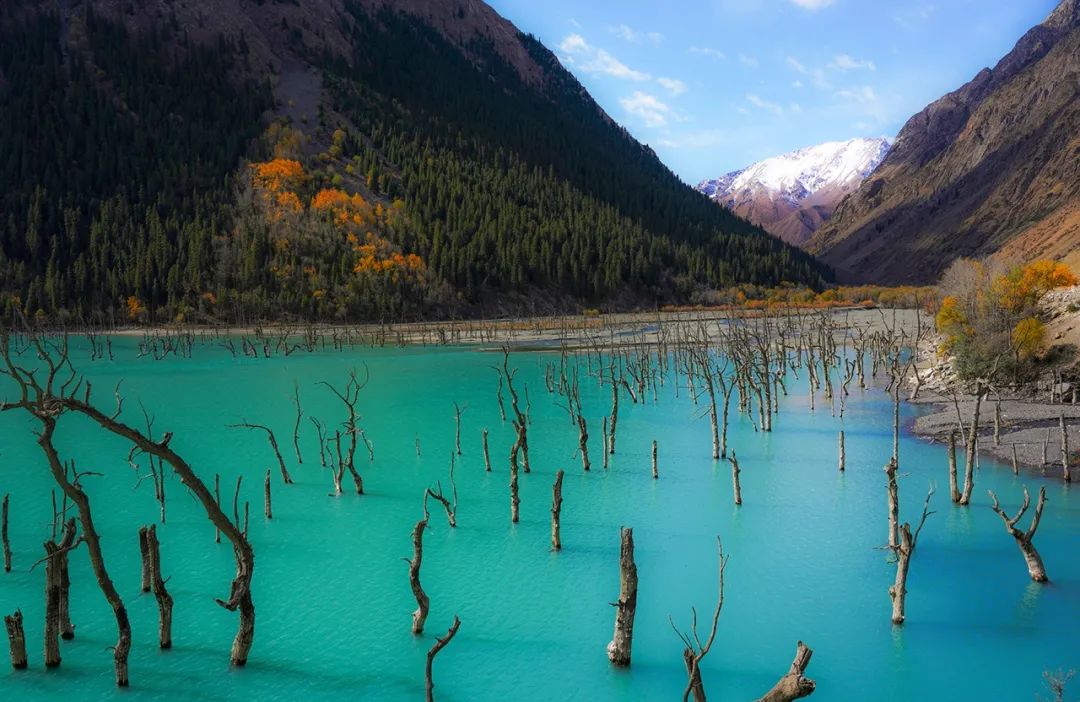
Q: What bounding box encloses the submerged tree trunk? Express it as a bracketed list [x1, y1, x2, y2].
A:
[142, 525, 174, 648]
[838, 431, 845, 473]
[989, 487, 1049, 583]
[551, 470, 564, 551]
[43, 540, 62, 668]
[728, 451, 743, 506]
[754, 641, 816, 702]
[884, 459, 899, 550]
[652, 440, 659, 480]
[4, 610, 27, 670]
[509, 438, 521, 524]
[606, 527, 637, 667]
[682, 647, 706, 702]
[264, 470, 272, 520]
[482, 429, 491, 472]
[947, 429, 960, 503]
[425, 615, 461, 702]
[408, 506, 430, 635]
[2, 494, 10, 572]
[889, 523, 913, 624]
[959, 388, 985, 505]
[1061, 413, 1071, 483]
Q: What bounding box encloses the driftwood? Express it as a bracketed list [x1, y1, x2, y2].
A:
[424, 615, 461, 702]
[551, 470, 564, 550]
[989, 487, 1048, 582]
[753, 641, 816, 702]
[606, 527, 637, 666]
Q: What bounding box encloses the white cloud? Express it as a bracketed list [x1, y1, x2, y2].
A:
[689, 46, 725, 60]
[792, 79, 805, 89]
[786, 56, 808, 74]
[559, 34, 651, 81]
[790, 0, 834, 9]
[789, 103, 804, 113]
[746, 93, 782, 115]
[657, 77, 688, 95]
[611, 24, 664, 45]
[829, 53, 876, 71]
[738, 53, 760, 69]
[835, 85, 891, 124]
[620, 91, 673, 127]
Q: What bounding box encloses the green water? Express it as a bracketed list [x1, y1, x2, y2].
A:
[0, 338, 1077, 701]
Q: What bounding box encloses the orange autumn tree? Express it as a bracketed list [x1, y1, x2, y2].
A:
[935, 258, 1076, 381]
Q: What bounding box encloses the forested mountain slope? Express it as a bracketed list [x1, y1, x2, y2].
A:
[0, 0, 829, 324]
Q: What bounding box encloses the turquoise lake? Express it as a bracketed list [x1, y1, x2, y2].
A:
[0, 336, 1078, 700]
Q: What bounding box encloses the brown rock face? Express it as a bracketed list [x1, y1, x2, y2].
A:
[808, 0, 1080, 283]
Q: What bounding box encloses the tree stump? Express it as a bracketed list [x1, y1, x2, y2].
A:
[4, 610, 27, 670]
[754, 641, 816, 702]
[606, 527, 637, 666]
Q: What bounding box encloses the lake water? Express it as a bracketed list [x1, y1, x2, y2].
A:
[0, 337, 1077, 700]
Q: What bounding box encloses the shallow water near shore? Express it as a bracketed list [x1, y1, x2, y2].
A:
[0, 338, 1078, 701]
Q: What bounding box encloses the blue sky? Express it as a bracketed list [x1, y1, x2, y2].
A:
[487, 0, 1060, 183]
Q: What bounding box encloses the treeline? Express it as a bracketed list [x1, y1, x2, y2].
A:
[0, 2, 830, 326]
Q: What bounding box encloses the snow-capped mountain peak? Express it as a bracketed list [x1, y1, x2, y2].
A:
[695, 137, 891, 246]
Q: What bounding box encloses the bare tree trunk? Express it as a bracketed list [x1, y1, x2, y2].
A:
[408, 505, 430, 635]
[959, 388, 985, 505]
[609, 370, 619, 455]
[425, 615, 461, 702]
[43, 541, 62, 667]
[682, 647, 706, 702]
[838, 431, 845, 473]
[885, 459, 899, 549]
[947, 430, 960, 504]
[141, 525, 173, 648]
[989, 487, 1048, 582]
[54, 520, 76, 640]
[728, 451, 743, 506]
[2, 494, 10, 572]
[1060, 413, 1071, 483]
[889, 523, 912, 624]
[4, 610, 27, 670]
[39, 425, 130, 685]
[578, 415, 590, 472]
[754, 642, 816, 702]
[292, 383, 303, 464]
[264, 470, 272, 520]
[139, 526, 151, 592]
[652, 440, 659, 480]
[482, 429, 491, 472]
[551, 470, 564, 550]
[510, 438, 521, 524]
[606, 527, 637, 667]
[214, 474, 222, 544]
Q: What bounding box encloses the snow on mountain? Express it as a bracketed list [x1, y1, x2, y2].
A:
[696, 137, 891, 246]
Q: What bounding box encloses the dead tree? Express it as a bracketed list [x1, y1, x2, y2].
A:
[889, 486, 934, 625]
[2, 494, 10, 572]
[407, 497, 431, 635]
[452, 403, 467, 456]
[754, 642, 816, 702]
[884, 458, 899, 549]
[947, 430, 960, 503]
[264, 470, 272, 519]
[319, 370, 368, 494]
[4, 610, 27, 670]
[652, 440, 659, 480]
[499, 349, 531, 473]
[959, 385, 986, 505]
[291, 383, 303, 464]
[425, 615, 461, 702]
[989, 487, 1049, 582]
[228, 421, 293, 485]
[138, 526, 152, 592]
[670, 537, 727, 702]
[43, 521, 79, 663]
[838, 431, 845, 473]
[510, 437, 521, 523]
[141, 524, 174, 647]
[551, 470, 564, 550]
[606, 527, 638, 666]
[608, 363, 620, 455]
[426, 454, 458, 528]
[1060, 413, 1071, 483]
[728, 451, 743, 506]
[482, 428, 491, 472]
